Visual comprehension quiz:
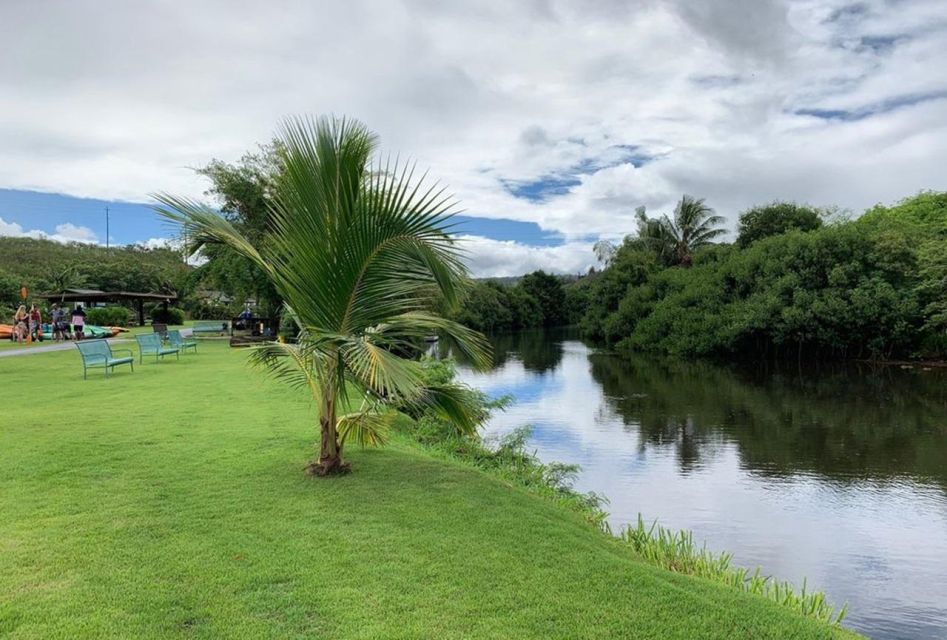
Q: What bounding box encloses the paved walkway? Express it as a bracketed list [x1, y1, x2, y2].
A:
[0, 329, 194, 359]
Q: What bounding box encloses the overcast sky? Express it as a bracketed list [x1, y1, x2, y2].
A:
[1, 0, 945, 276]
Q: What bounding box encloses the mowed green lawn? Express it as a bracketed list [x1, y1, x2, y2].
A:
[0, 342, 854, 639]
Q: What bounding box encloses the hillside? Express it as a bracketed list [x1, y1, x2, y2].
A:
[0, 237, 189, 310]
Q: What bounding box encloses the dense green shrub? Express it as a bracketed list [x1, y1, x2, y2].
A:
[149, 305, 186, 325]
[451, 272, 572, 333]
[186, 300, 237, 321]
[736, 202, 823, 247]
[579, 192, 947, 360]
[519, 271, 566, 326]
[85, 306, 132, 327]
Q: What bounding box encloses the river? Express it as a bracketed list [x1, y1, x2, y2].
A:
[453, 330, 947, 640]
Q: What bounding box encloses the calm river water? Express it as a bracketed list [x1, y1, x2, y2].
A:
[453, 330, 947, 640]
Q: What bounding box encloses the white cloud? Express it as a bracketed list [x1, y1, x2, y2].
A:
[0, 216, 98, 244]
[0, 0, 944, 246]
[136, 237, 207, 266]
[459, 235, 594, 278]
[139, 237, 176, 250]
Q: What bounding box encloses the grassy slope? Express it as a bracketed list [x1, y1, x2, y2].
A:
[0, 343, 854, 639]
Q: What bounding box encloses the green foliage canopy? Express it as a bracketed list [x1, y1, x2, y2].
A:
[578, 192, 947, 360]
[736, 202, 823, 247]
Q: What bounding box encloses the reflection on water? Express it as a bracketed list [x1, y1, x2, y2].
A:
[453, 330, 947, 640]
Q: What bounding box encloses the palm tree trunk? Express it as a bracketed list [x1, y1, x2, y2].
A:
[306, 390, 349, 476]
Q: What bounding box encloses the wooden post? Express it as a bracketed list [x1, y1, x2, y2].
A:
[137, 299, 145, 326]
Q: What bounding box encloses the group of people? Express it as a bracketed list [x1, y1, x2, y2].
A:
[10, 302, 86, 343]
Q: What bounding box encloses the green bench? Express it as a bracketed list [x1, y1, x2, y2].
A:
[135, 333, 180, 364]
[192, 320, 229, 337]
[168, 329, 198, 353]
[75, 340, 135, 379]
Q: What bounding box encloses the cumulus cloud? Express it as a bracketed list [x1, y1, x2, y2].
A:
[0, 216, 98, 244]
[459, 235, 595, 278]
[0, 0, 944, 248]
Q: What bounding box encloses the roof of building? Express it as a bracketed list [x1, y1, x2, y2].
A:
[38, 288, 178, 302]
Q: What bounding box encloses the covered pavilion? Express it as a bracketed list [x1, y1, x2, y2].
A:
[38, 288, 177, 326]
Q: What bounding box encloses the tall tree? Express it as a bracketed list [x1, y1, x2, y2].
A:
[519, 270, 567, 326]
[195, 143, 284, 315]
[155, 116, 491, 476]
[637, 196, 726, 267]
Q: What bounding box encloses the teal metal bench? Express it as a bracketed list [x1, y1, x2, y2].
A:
[168, 329, 197, 353]
[75, 340, 135, 379]
[135, 333, 180, 364]
[192, 320, 229, 337]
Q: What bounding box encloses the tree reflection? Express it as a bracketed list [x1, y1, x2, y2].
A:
[587, 353, 947, 486]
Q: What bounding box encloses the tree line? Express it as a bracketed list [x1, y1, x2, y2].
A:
[0, 237, 189, 322]
[454, 191, 947, 361]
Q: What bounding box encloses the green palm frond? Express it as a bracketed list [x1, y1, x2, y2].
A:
[372, 311, 493, 370]
[151, 195, 273, 273]
[340, 336, 423, 400]
[337, 409, 392, 448]
[412, 383, 486, 436]
[245, 341, 320, 395]
[636, 195, 726, 266]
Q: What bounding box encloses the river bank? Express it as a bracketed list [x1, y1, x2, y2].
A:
[456, 330, 947, 639]
[0, 341, 857, 638]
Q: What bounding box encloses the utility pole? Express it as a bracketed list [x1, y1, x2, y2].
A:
[105, 206, 110, 249]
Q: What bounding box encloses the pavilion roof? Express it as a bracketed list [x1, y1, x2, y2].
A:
[37, 288, 177, 302]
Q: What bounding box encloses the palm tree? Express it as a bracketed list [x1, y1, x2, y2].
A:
[637, 196, 725, 266]
[154, 116, 491, 475]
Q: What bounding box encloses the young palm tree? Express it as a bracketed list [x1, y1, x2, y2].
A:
[154, 116, 491, 476]
[637, 196, 726, 266]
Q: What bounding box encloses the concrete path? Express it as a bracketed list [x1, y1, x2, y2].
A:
[0, 328, 194, 359]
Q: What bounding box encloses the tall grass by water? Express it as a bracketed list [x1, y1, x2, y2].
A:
[620, 515, 848, 626]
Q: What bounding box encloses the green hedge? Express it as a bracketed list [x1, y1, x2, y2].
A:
[85, 306, 132, 327]
[149, 305, 186, 325]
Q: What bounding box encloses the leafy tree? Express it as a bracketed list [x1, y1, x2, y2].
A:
[637, 196, 726, 267]
[579, 243, 657, 342]
[195, 143, 284, 315]
[453, 281, 514, 332]
[505, 284, 545, 328]
[450, 273, 572, 332]
[519, 270, 567, 327]
[736, 202, 823, 247]
[156, 116, 491, 476]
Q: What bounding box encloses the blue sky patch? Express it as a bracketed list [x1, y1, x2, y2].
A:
[502, 175, 582, 203]
[0, 188, 563, 248]
[502, 144, 652, 204]
[795, 89, 947, 122]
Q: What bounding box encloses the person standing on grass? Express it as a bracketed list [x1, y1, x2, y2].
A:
[51, 303, 65, 341]
[13, 305, 28, 343]
[71, 304, 86, 340]
[29, 303, 42, 342]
